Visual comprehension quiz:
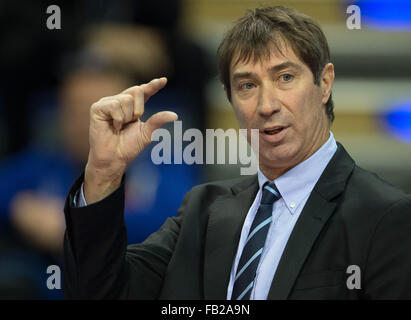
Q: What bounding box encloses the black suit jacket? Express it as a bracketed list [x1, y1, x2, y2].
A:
[63, 143, 411, 299]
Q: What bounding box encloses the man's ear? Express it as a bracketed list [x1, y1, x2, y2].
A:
[320, 63, 335, 105]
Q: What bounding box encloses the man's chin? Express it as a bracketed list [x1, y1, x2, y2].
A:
[258, 147, 298, 171]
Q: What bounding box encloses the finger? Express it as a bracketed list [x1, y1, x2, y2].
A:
[101, 92, 142, 121]
[115, 94, 134, 123]
[132, 86, 144, 121]
[121, 78, 168, 122]
[122, 77, 167, 103]
[111, 101, 125, 133]
[144, 111, 178, 138]
[98, 100, 125, 132]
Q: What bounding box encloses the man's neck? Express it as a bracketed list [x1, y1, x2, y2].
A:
[260, 130, 331, 181]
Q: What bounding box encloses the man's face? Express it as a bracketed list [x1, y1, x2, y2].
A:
[229, 42, 333, 178]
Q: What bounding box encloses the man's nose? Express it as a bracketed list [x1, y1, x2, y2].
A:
[257, 85, 281, 117]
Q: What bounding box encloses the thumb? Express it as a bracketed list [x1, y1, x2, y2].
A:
[145, 111, 178, 137]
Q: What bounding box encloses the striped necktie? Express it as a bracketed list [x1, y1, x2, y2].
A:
[231, 181, 281, 300]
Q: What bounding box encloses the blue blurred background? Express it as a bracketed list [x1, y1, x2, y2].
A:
[0, 0, 410, 299]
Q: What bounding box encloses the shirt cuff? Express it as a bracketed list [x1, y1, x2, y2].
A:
[74, 183, 88, 207]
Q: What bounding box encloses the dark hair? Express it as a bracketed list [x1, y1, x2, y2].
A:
[217, 6, 334, 123]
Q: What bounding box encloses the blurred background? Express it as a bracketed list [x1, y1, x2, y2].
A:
[0, 0, 410, 299]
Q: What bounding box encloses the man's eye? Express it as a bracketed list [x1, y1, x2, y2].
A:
[240, 82, 255, 90]
[280, 74, 294, 82]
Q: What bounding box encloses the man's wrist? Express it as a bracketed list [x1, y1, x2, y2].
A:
[84, 164, 124, 205]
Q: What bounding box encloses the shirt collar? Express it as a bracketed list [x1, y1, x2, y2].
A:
[258, 131, 338, 214]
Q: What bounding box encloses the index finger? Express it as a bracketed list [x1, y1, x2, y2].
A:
[122, 77, 167, 103]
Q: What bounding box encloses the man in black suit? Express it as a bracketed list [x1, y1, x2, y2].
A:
[63, 6, 411, 299]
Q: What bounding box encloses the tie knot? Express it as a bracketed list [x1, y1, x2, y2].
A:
[261, 181, 281, 204]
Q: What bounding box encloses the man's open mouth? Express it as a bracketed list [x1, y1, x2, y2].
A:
[262, 126, 287, 135]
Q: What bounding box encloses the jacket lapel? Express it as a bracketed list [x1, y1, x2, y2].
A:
[203, 175, 259, 299]
[267, 143, 355, 299]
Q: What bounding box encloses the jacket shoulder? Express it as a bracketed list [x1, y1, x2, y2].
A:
[177, 174, 258, 212]
[350, 166, 411, 202]
[342, 165, 411, 219]
[190, 174, 257, 195]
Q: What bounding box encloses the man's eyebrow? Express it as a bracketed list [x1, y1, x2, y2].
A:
[269, 61, 303, 73]
[231, 72, 256, 82]
[231, 62, 304, 82]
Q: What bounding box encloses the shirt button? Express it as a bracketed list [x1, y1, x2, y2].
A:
[290, 202, 296, 208]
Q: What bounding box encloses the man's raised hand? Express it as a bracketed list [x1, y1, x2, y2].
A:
[84, 77, 178, 204]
